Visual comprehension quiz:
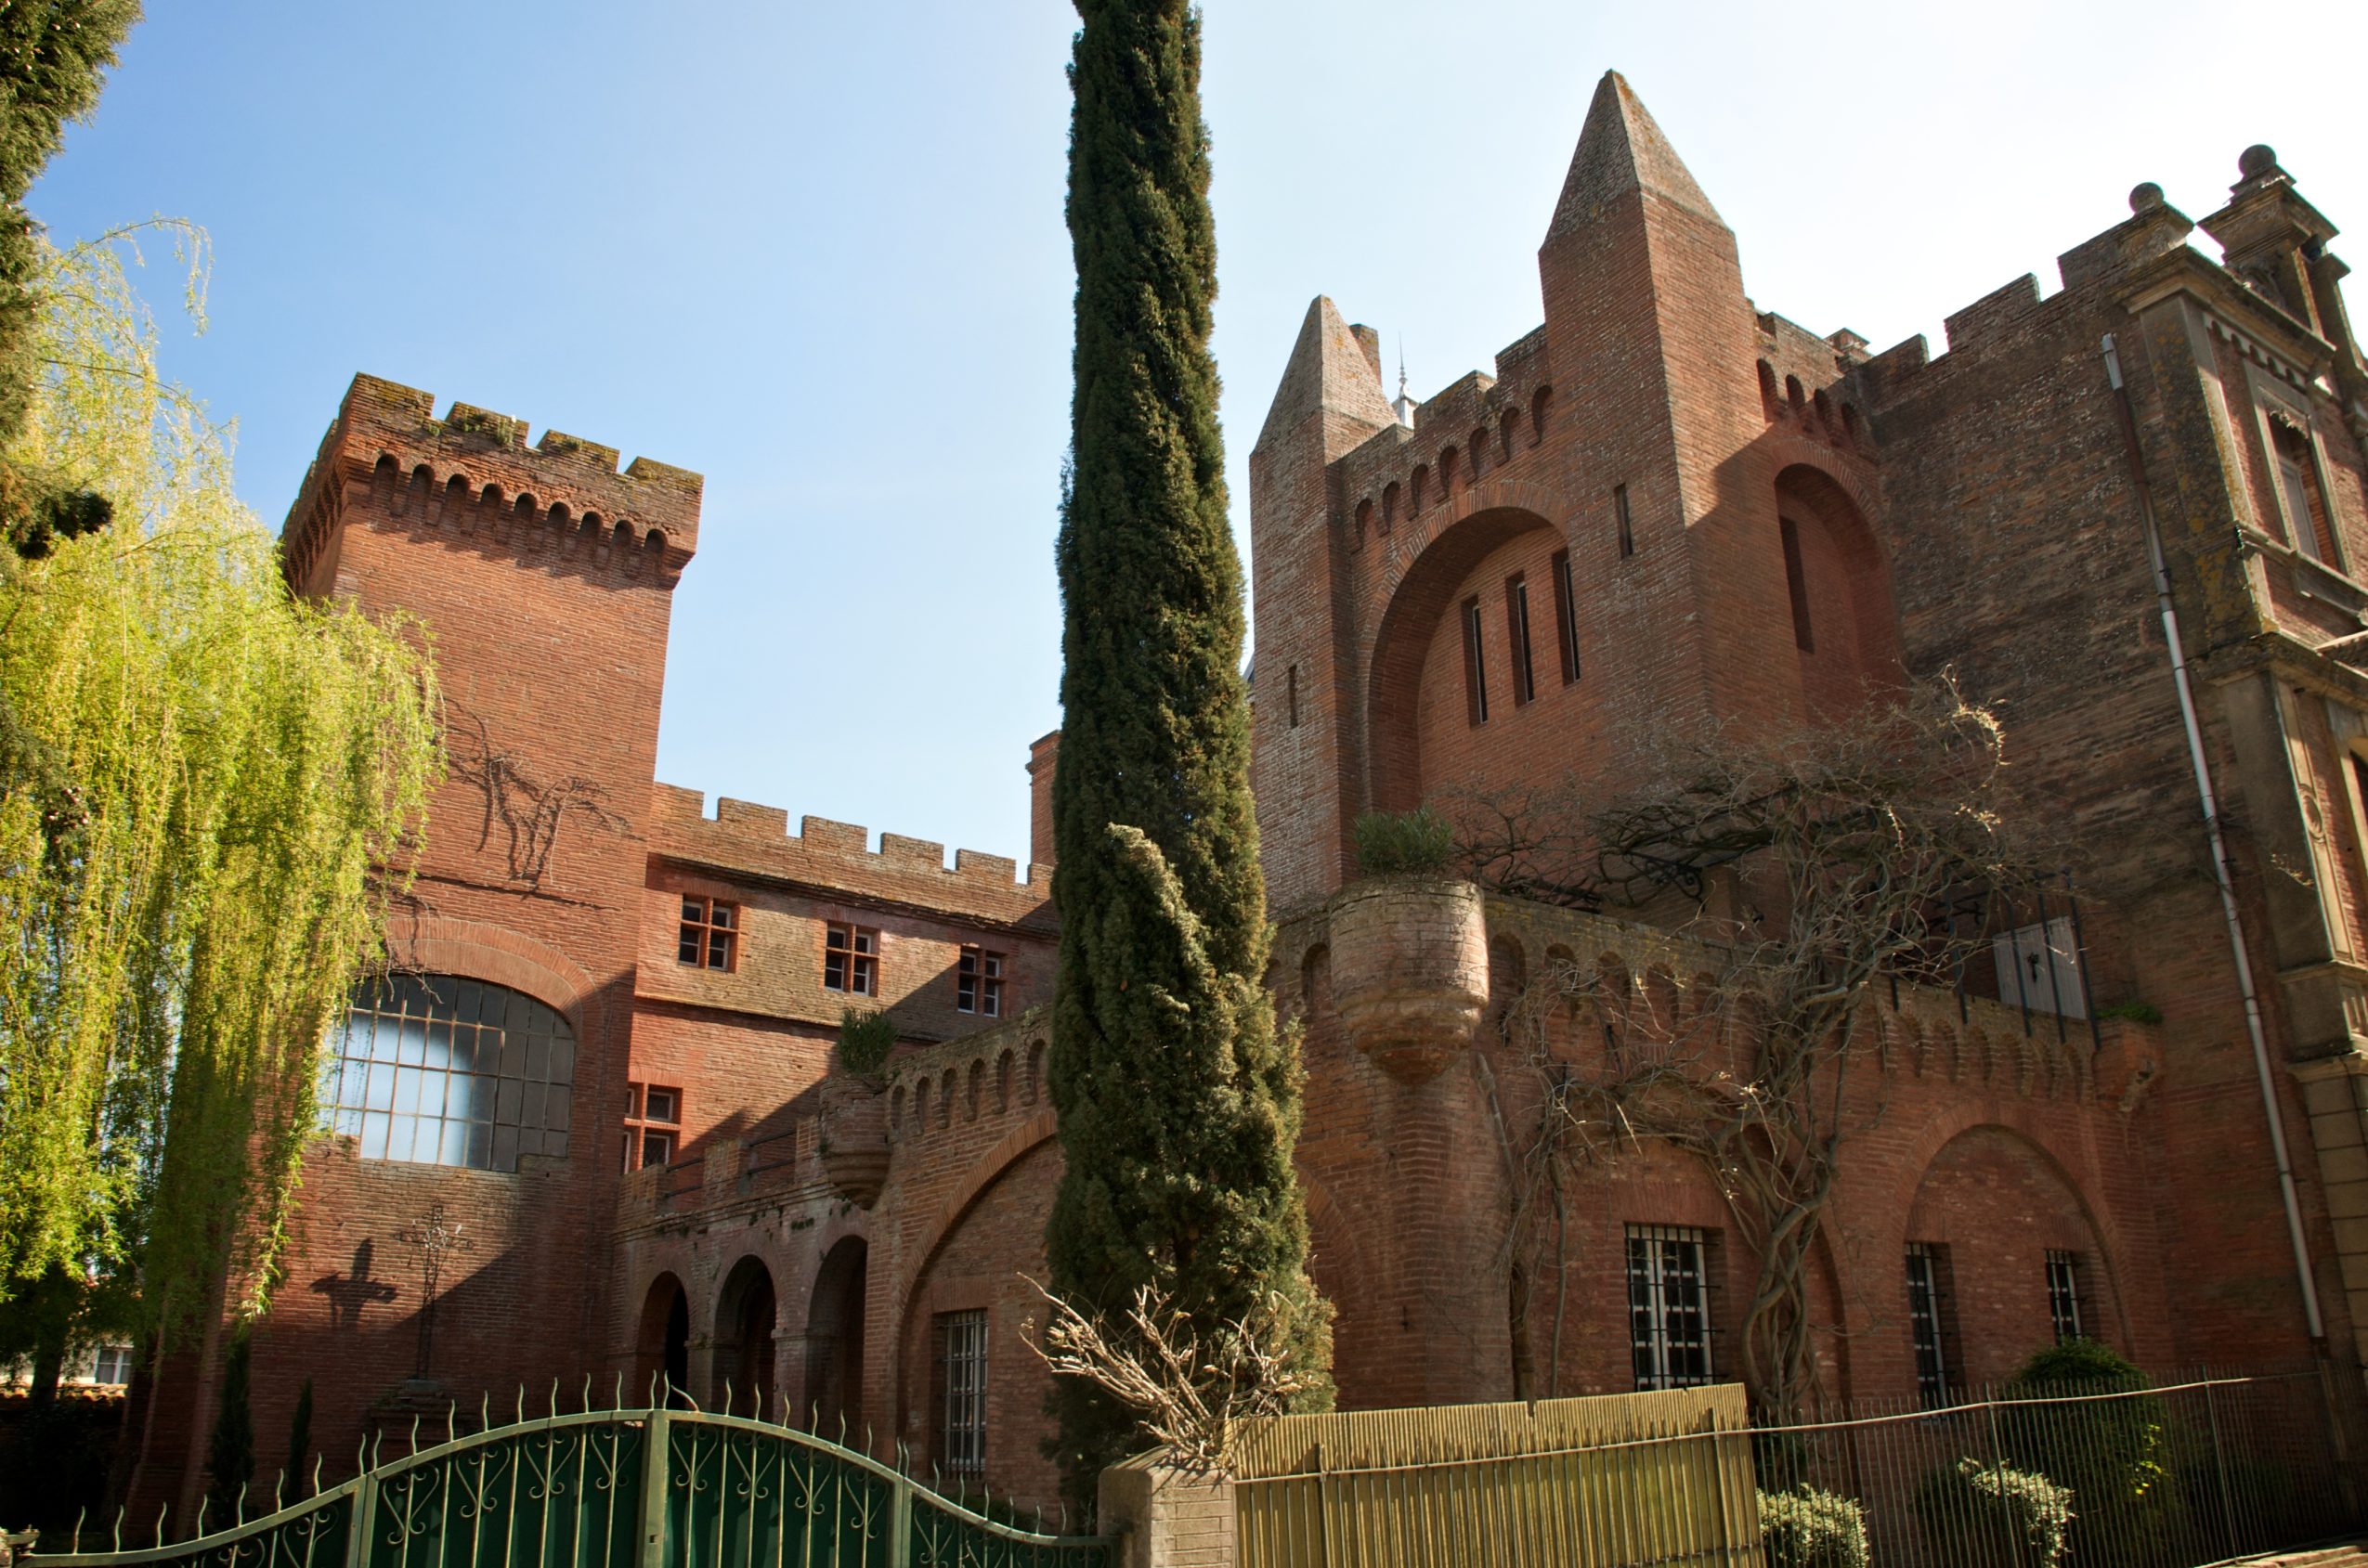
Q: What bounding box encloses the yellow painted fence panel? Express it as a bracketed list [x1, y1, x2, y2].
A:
[1231, 1386, 1763, 1568]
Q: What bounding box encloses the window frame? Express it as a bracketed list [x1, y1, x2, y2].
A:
[824, 922, 879, 996]
[1626, 1225, 1716, 1392]
[2247, 369, 2346, 572]
[677, 896, 738, 972]
[956, 946, 1005, 1017]
[1906, 1240, 1960, 1408]
[2045, 1249, 2085, 1343]
[1552, 550, 1581, 685]
[1461, 595, 1490, 726]
[623, 1080, 683, 1173]
[322, 974, 576, 1173]
[936, 1308, 989, 1477]
[1504, 573, 1537, 707]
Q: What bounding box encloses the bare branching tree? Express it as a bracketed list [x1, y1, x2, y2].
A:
[445, 706, 625, 892]
[1445, 676, 2056, 1419]
[1019, 1276, 1326, 1471]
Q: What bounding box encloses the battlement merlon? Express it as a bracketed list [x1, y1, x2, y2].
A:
[279, 373, 707, 585]
[648, 783, 1055, 932]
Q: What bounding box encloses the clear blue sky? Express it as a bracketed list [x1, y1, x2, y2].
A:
[28, 0, 2368, 869]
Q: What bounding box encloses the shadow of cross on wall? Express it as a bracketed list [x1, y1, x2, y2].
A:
[312, 1238, 400, 1331]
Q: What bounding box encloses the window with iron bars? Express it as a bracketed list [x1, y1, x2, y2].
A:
[1906, 1241, 1960, 1407]
[2046, 1250, 2085, 1342]
[936, 1309, 988, 1476]
[1627, 1225, 1715, 1390]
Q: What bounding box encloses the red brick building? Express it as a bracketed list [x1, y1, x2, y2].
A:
[132, 71, 2368, 1522]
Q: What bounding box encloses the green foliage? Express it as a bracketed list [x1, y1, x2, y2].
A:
[1917, 1458, 2075, 1568]
[1757, 1485, 1869, 1568]
[205, 1331, 254, 1529]
[1353, 806, 1456, 877]
[837, 1007, 896, 1081]
[285, 1376, 314, 1497]
[2094, 1000, 2162, 1025]
[0, 2, 141, 552]
[0, 228, 443, 1347]
[2001, 1340, 2173, 1566]
[1045, 0, 1329, 1506]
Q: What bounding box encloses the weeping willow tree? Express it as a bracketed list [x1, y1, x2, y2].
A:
[0, 226, 442, 1363]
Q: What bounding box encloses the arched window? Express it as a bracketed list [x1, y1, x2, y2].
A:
[323, 975, 576, 1171]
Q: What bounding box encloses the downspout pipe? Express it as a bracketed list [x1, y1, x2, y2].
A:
[2101, 331, 2327, 1344]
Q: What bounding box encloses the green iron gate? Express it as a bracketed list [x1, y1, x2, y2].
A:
[26, 1404, 1111, 1568]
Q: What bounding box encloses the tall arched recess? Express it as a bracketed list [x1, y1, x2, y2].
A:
[803, 1238, 867, 1433]
[1773, 463, 1901, 724]
[1366, 505, 1564, 814]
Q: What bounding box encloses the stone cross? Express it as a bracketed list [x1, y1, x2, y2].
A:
[394, 1202, 472, 1379]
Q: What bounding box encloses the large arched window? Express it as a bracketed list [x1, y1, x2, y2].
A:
[322, 975, 576, 1171]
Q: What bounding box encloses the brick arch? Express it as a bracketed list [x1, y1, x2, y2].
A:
[1892, 1113, 2137, 1354]
[886, 1109, 1058, 1343]
[1774, 460, 1902, 722]
[382, 914, 596, 1023]
[1362, 479, 1581, 813]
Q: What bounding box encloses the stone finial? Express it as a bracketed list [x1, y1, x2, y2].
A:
[2129, 182, 2166, 214]
[2239, 144, 2280, 181]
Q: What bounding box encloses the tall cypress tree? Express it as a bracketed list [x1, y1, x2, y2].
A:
[1047, 0, 1328, 1501]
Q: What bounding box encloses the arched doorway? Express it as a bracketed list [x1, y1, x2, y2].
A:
[712, 1257, 777, 1417]
[635, 1274, 690, 1407]
[803, 1238, 867, 1434]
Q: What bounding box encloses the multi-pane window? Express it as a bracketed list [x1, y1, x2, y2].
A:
[322, 975, 575, 1172]
[623, 1082, 683, 1173]
[1906, 1242, 1957, 1407]
[2270, 415, 2335, 564]
[1552, 550, 1582, 685]
[90, 1344, 133, 1385]
[1779, 517, 1815, 653]
[825, 924, 878, 995]
[1504, 574, 1537, 706]
[2046, 1250, 2085, 1342]
[677, 897, 737, 970]
[937, 1310, 988, 1476]
[1627, 1225, 1714, 1391]
[957, 947, 1004, 1017]
[1461, 596, 1490, 726]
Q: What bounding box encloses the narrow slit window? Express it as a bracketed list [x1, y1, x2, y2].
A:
[2046, 1250, 2084, 1342]
[937, 1310, 988, 1476]
[1780, 517, 1815, 653]
[1906, 1241, 1958, 1407]
[1552, 550, 1581, 684]
[1615, 484, 1634, 559]
[1286, 663, 1300, 729]
[1504, 574, 1537, 706]
[1461, 596, 1490, 726]
[1627, 1225, 1713, 1390]
[2270, 414, 2336, 564]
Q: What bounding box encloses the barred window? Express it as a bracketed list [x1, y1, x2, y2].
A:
[825, 923, 878, 995]
[677, 897, 736, 970]
[956, 947, 1004, 1017]
[2046, 1250, 2084, 1342]
[323, 975, 575, 1172]
[1906, 1241, 1958, 1407]
[1627, 1225, 1714, 1390]
[937, 1310, 988, 1476]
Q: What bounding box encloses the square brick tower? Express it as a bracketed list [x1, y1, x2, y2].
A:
[135, 375, 702, 1523]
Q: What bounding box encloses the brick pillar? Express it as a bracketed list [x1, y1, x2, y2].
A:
[1097, 1458, 1235, 1568]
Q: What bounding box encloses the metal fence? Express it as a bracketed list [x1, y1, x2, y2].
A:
[23, 1401, 1110, 1568]
[1230, 1385, 1761, 1568]
[1752, 1371, 2361, 1568]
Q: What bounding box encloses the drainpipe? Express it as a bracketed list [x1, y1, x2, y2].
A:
[2101, 331, 2327, 1345]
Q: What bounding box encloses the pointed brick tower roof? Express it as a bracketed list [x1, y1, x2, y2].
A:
[1547, 70, 1722, 238]
[1256, 295, 1397, 454]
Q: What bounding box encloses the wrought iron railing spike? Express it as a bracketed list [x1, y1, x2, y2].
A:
[409, 1411, 421, 1455]
[477, 1389, 489, 1432]
[194, 1497, 208, 1539]
[863, 1420, 874, 1458]
[111, 1503, 124, 1551]
[580, 1372, 593, 1413]
[311, 1453, 323, 1497]
[836, 1408, 847, 1446]
[807, 1400, 820, 1436]
[646, 1369, 658, 1409]
[722, 1375, 733, 1416]
[153, 1498, 165, 1549]
[71, 1505, 84, 1551]
[234, 1480, 247, 1525]
[514, 1381, 526, 1425]
[271, 1469, 283, 1511]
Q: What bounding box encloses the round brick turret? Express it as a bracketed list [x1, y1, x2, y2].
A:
[1327, 877, 1490, 1082]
